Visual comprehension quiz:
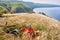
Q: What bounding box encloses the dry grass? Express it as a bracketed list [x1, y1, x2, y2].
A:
[0, 13, 60, 40]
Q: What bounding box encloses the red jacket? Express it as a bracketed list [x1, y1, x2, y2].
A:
[28, 28, 35, 35]
[20, 27, 35, 35]
[20, 27, 28, 31]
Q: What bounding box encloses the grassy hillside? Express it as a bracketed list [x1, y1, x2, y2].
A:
[0, 13, 60, 40]
[0, 1, 33, 13]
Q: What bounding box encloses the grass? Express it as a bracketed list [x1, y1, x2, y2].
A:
[2, 25, 60, 40]
[0, 14, 60, 40]
[0, 37, 5, 40]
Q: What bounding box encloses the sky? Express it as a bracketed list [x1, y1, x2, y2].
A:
[22, 0, 60, 5]
[0, 0, 60, 5]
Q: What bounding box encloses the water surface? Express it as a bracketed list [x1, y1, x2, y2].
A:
[33, 7, 60, 21]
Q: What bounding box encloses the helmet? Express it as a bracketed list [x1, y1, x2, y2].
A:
[26, 24, 31, 28]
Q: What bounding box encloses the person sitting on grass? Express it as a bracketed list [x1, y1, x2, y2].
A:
[20, 24, 35, 36]
[26, 24, 35, 36]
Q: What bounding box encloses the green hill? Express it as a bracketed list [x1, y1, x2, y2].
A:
[0, 1, 33, 13]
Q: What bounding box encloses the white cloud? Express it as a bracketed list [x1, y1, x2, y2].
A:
[23, 0, 60, 5]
